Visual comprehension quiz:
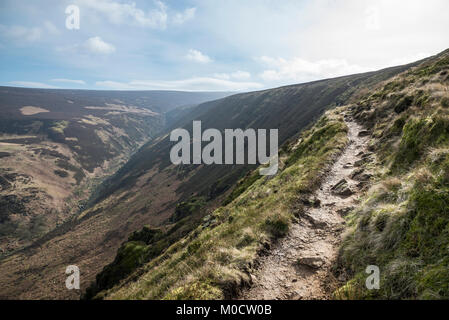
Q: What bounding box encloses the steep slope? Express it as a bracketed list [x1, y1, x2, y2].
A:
[96, 108, 350, 299]
[92, 49, 449, 300]
[0, 59, 419, 300]
[334, 49, 449, 300]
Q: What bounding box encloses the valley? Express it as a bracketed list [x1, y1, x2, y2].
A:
[0, 88, 229, 256]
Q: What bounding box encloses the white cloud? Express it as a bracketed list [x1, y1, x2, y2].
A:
[186, 49, 212, 63]
[51, 79, 86, 85]
[0, 25, 42, 42]
[84, 37, 116, 55]
[9, 81, 58, 89]
[0, 21, 61, 45]
[290, 0, 449, 70]
[96, 77, 263, 91]
[43, 21, 60, 36]
[76, 0, 168, 29]
[365, 6, 381, 31]
[388, 52, 431, 67]
[214, 71, 251, 80]
[257, 56, 369, 83]
[173, 7, 196, 24]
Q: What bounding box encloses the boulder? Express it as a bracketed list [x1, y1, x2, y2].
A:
[358, 130, 370, 137]
[354, 159, 364, 167]
[297, 256, 325, 269]
[331, 179, 354, 197]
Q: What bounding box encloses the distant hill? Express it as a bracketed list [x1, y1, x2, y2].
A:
[0, 88, 228, 256]
[0, 86, 232, 119]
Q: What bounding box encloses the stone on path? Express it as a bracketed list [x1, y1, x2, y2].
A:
[297, 256, 325, 269]
[331, 179, 354, 197]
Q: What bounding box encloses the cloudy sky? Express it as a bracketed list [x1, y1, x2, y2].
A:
[1, 0, 448, 91]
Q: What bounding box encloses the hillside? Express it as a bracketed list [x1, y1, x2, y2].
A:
[0, 88, 227, 255]
[335, 49, 449, 299]
[89, 49, 449, 300]
[0, 53, 440, 300]
[0, 63, 411, 299]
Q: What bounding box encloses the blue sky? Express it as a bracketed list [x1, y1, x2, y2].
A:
[1, 0, 449, 91]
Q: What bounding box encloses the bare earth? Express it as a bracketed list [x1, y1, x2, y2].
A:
[241, 115, 370, 300]
[20, 106, 50, 115]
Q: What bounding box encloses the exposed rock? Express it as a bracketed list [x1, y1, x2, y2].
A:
[361, 152, 373, 159]
[337, 206, 353, 216]
[350, 168, 364, 179]
[297, 256, 325, 269]
[354, 159, 364, 167]
[358, 173, 372, 181]
[300, 196, 321, 208]
[357, 181, 370, 190]
[351, 168, 373, 184]
[331, 179, 354, 197]
[298, 211, 327, 229]
[358, 130, 370, 137]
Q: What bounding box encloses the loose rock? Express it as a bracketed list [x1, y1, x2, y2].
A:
[297, 256, 325, 269]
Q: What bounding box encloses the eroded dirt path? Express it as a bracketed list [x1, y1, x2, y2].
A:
[241, 115, 371, 300]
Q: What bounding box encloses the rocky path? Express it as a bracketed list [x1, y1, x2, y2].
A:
[241, 115, 371, 300]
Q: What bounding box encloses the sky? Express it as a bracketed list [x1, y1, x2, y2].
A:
[0, 0, 448, 92]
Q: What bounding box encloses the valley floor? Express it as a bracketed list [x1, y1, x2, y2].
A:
[241, 116, 370, 300]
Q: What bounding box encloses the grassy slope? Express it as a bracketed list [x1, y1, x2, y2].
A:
[335, 50, 449, 299]
[96, 50, 449, 301]
[78, 71, 410, 300]
[96, 109, 349, 299]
